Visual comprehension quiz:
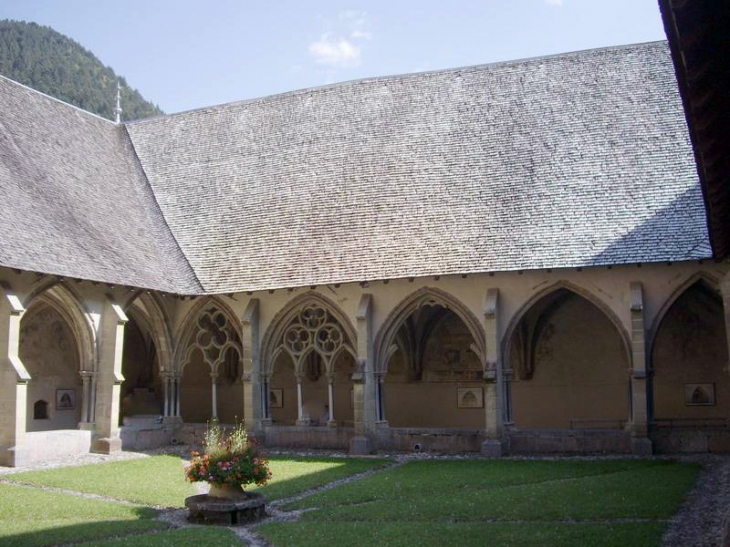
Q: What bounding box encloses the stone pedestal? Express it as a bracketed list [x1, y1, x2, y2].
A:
[631, 437, 653, 456]
[481, 438, 508, 457]
[349, 435, 373, 455]
[186, 492, 267, 526]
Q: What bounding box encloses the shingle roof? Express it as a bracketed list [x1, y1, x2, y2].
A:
[125, 40, 709, 294]
[0, 76, 202, 293]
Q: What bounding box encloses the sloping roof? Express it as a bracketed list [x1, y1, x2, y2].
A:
[0, 76, 202, 293]
[125, 40, 709, 294]
[660, 0, 730, 260]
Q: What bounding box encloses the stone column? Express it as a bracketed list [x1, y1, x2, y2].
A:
[79, 371, 95, 427]
[92, 297, 127, 454]
[161, 373, 170, 417]
[241, 299, 262, 433]
[295, 374, 308, 425]
[0, 286, 30, 467]
[210, 372, 219, 421]
[327, 375, 336, 427]
[629, 282, 653, 455]
[482, 288, 507, 456]
[351, 294, 374, 454]
[174, 376, 181, 418]
[721, 274, 730, 424]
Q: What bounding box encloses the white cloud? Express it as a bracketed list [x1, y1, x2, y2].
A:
[546, 0, 563, 6]
[309, 34, 362, 67]
[351, 29, 372, 41]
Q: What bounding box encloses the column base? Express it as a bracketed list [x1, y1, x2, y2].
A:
[349, 436, 373, 455]
[481, 438, 509, 457]
[0, 444, 31, 467]
[78, 422, 96, 431]
[92, 436, 122, 454]
[631, 437, 653, 456]
[326, 420, 338, 428]
[296, 419, 311, 427]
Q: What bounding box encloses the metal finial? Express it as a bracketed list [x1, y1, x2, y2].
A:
[113, 81, 123, 123]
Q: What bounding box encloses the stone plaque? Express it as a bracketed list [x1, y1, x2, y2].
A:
[457, 387, 483, 409]
[685, 383, 715, 406]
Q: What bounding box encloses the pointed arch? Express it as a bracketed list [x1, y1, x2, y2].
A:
[647, 272, 721, 356]
[261, 291, 357, 376]
[375, 287, 485, 374]
[173, 296, 242, 374]
[501, 280, 632, 371]
[123, 291, 174, 374]
[22, 280, 96, 373]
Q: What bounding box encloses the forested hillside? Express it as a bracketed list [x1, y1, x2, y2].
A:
[0, 20, 163, 121]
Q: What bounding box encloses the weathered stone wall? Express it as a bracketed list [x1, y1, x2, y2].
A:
[180, 349, 212, 423]
[120, 316, 163, 419]
[652, 282, 729, 422]
[384, 311, 484, 428]
[20, 304, 82, 431]
[509, 294, 630, 429]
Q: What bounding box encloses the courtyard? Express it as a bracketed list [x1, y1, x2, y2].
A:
[0, 448, 724, 547]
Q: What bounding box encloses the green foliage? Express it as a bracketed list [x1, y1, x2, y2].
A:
[0, 19, 163, 121]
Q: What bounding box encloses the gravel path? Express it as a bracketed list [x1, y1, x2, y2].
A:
[2, 447, 728, 547]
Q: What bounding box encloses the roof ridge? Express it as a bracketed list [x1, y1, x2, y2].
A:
[0, 73, 117, 125]
[119, 123, 205, 294]
[125, 40, 669, 124]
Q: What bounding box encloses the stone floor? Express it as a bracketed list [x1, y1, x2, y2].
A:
[0, 446, 727, 546]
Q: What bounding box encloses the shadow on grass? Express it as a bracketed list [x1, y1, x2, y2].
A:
[0, 507, 165, 547]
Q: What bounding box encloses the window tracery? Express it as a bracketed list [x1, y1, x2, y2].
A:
[186, 307, 242, 379]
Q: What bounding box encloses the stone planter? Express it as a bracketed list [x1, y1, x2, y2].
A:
[186, 486, 267, 526]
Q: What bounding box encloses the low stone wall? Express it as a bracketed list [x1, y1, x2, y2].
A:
[651, 428, 730, 453]
[24, 429, 92, 464]
[377, 427, 483, 453]
[262, 426, 354, 450]
[508, 429, 632, 454]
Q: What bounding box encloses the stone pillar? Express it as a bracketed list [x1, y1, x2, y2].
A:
[79, 371, 95, 427]
[482, 288, 507, 456]
[210, 372, 219, 421]
[241, 299, 262, 433]
[92, 297, 127, 454]
[295, 374, 308, 425]
[351, 294, 374, 454]
[0, 286, 30, 467]
[629, 282, 652, 455]
[162, 373, 170, 417]
[721, 274, 730, 427]
[174, 376, 181, 418]
[327, 376, 336, 426]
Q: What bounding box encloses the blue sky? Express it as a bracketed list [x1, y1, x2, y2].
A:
[2, 1, 666, 114]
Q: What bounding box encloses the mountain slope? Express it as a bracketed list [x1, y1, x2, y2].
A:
[0, 20, 163, 121]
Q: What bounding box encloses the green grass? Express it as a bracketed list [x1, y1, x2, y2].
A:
[2, 456, 699, 547]
[0, 483, 164, 547]
[258, 459, 700, 547]
[252, 456, 391, 501]
[79, 527, 242, 546]
[257, 521, 667, 547]
[5, 455, 196, 507]
[4, 454, 390, 506]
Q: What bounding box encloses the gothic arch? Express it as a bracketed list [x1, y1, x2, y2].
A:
[22, 280, 96, 373]
[261, 291, 357, 376]
[375, 287, 486, 375]
[647, 272, 721, 358]
[123, 291, 174, 374]
[173, 296, 242, 375]
[501, 280, 632, 371]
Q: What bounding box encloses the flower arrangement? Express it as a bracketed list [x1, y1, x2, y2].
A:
[184, 422, 272, 489]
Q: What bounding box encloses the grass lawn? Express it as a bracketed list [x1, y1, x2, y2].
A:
[258, 459, 700, 547]
[1, 455, 699, 546]
[0, 482, 164, 547]
[4, 454, 390, 507]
